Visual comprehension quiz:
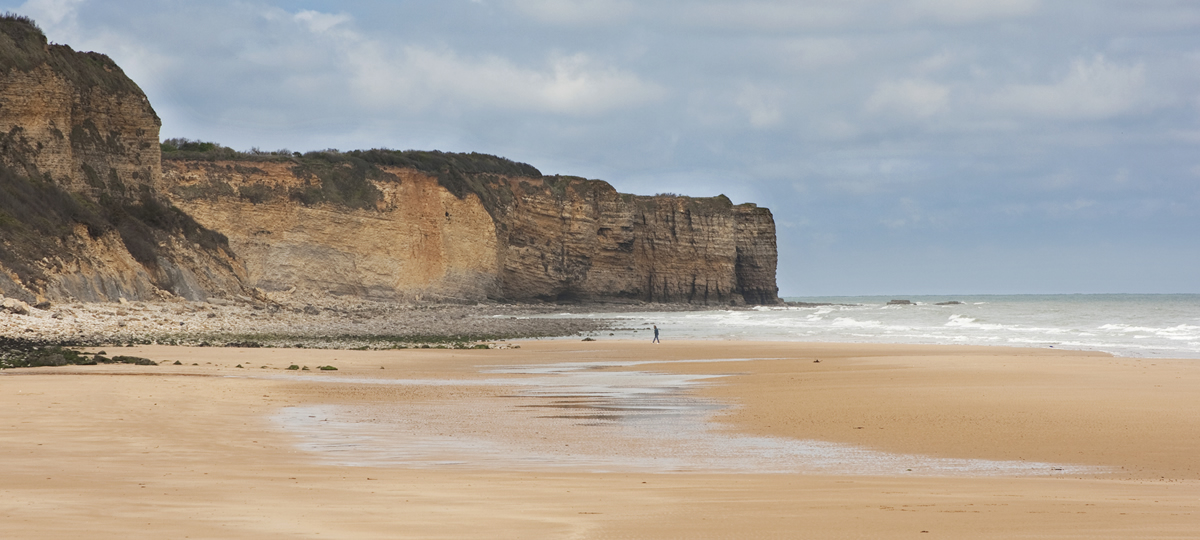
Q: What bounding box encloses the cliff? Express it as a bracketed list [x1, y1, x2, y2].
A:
[161, 152, 779, 304]
[0, 15, 778, 306]
[0, 15, 245, 303]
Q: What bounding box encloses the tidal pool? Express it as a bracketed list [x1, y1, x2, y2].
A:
[273, 359, 1100, 476]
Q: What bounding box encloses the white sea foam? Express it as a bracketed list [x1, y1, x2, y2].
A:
[552, 294, 1200, 359]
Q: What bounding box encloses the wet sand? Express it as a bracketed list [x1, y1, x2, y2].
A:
[2, 340, 1197, 538]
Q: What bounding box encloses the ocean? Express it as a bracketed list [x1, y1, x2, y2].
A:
[547, 294, 1200, 359]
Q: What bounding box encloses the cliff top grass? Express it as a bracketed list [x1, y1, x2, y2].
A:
[163, 140, 542, 219]
[163, 138, 739, 221]
[161, 139, 540, 178]
[0, 14, 147, 97]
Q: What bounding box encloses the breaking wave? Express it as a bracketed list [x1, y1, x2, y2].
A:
[549, 294, 1200, 359]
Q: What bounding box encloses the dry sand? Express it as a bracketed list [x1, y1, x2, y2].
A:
[2, 340, 1197, 538]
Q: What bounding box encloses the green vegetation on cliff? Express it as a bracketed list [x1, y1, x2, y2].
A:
[0, 14, 145, 96]
[0, 161, 233, 289]
[1, 18, 232, 295]
[163, 140, 541, 219]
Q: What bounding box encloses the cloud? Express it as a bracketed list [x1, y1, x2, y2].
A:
[864, 78, 950, 118]
[880, 197, 945, 229]
[735, 84, 784, 127]
[15, 0, 85, 26]
[987, 55, 1147, 120]
[14, 0, 173, 98]
[778, 37, 861, 69]
[250, 8, 666, 117]
[904, 0, 1039, 24]
[507, 0, 636, 25]
[679, 1, 867, 31]
[293, 10, 352, 33]
[510, 0, 1040, 31]
[351, 46, 665, 116]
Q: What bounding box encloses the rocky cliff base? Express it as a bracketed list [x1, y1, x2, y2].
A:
[0, 291, 733, 350]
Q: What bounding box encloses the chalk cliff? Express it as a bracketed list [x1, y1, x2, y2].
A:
[0, 15, 778, 306]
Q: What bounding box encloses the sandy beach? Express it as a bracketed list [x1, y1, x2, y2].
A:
[2, 340, 1197, 538]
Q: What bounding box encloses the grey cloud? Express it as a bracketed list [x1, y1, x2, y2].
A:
[984, 55, 1149, 120]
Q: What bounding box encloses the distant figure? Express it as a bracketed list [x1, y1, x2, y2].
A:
[652, 325, 660, 343]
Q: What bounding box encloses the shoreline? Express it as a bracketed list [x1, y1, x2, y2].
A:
[5, 295, 1196, 360]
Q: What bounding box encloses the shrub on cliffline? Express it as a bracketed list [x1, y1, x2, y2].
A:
[0, 14, 143, 95]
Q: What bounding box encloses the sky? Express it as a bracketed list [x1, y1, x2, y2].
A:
[6, 0, 1199, 296]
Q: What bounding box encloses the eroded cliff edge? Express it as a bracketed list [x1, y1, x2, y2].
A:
[162, 153, 779, 304]
[0, 15, 779, 306]
[0, 16, 245, 303]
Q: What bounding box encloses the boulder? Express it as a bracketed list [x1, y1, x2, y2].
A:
[2, 298, 31, 315]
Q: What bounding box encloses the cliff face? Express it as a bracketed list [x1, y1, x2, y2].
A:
[0, 17, 245, 303]
[162, 160, 499, 302]
[495, 177, 759, 303]
[162, 157, 780, 305]
[733, 204, 779, 305]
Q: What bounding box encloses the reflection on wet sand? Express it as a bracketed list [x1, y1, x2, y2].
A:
[275, 359, 1099, 476]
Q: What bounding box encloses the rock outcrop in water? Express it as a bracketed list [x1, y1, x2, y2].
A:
[0, 15, 779, 305]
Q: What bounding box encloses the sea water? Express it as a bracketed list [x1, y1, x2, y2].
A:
[551, 294, 1200, 359]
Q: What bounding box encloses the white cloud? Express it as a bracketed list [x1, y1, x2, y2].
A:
[735, 84, 784, 128]
[507, 0, 636, 25]
[865, 78, 950, 118]
[15, 0, 172, 96]
[293, 10, 352, 34]
[680, 1, 867, 31]
[232, 8, 666, 117]
[987, 55, 1147, 120]
[350, 43, 664, 116]
[529, 0, 1038, 31]
[16, 0, 85, 26]
[778, 37, 861, 69]
[904, 0, 1039, 24]
[913, 50, 958, 74]
[880, 197, 943, 229]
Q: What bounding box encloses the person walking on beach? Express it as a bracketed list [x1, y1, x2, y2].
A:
[652, 325, 660, 343]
